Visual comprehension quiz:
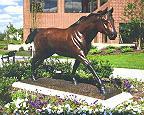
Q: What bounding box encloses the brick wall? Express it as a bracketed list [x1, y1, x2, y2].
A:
[23, 0, 134, 44]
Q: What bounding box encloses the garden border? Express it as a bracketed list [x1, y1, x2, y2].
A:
[12, 81, 133, 109]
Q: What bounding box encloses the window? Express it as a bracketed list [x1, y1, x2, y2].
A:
[65, 0, 97, 13]
[43, 0, 58, 12]
[30, 0, 58, 13]
[100, 0, 108, 6]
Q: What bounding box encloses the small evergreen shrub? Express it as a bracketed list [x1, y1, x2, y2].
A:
[44, 58, 72, 75]
[104, 46, 117, 54]
[0, 61, 31, 80]
[105, 48, 116, 54]
[78, 60, 113, 79]
[0, 77, 16, 106]
[19, 47, 25, 51]
[89, 48, 102, 54]
[120, 46, 133, 53]
[105, 46, 116, 49]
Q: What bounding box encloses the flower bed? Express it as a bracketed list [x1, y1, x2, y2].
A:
[3, 89, 144, 115]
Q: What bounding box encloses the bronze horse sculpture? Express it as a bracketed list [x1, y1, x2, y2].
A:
[25, 7, 117, 94]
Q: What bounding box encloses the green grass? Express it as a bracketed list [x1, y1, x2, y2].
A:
[88, 53, 144, 69]
[0, 50, 31, 56]
[16, 51, 31, 56]
[0, 40, 22, 45]
[0, 50, 9, 55]
[0, 48, 144, 70]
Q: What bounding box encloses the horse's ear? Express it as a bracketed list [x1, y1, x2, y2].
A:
[108, 7, 113, 13]
[100, 7, 108, 15]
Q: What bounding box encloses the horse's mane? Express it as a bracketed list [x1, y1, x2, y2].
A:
[69, 16, 87, 28]
[69, 11, 105, 28]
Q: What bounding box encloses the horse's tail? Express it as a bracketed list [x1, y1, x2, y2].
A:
[25, 29, 37, 44]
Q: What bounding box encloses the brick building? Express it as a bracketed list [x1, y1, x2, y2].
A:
[23, 0, 134, 44]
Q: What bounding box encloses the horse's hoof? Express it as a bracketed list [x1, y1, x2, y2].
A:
[31, 76, 37, 81]
[100, 86, 106, 94]
[73, 77, 77, 85]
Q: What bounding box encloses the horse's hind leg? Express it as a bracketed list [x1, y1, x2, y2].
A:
[31, 51, 53, 80]
[71, 60, 80, 85]
[31, 54, 42, 80]
[77, 55, 105, 94]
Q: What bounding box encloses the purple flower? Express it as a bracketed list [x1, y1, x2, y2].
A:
[124, 79, 131, 90]
[93, 100, 98, 105]
[28, 99, 47, 109]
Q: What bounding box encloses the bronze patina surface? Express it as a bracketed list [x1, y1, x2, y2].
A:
[25, 7, 117, 94]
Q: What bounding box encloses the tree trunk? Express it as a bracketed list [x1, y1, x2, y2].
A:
[137, 37, 142, 50]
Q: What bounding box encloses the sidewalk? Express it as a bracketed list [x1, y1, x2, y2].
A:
[112, 68, 144, 82]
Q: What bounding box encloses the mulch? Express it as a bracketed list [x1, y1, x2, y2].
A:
[22, 77, 122, 100]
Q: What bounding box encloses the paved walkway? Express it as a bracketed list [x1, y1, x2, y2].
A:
[112, 68, 144, 82]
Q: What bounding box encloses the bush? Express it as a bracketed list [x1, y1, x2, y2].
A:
[19, 47, 25, 51]
[104, 46, 117, 54]
[36, 58, 113, 80]
[44, 58, 72, 75]
[0, 77, 16, 106]
[0, 61, 31, 80]
[89, 48, 102, 55]
[105, 48, 116, 54]
[78, 60, 113, 79]
[120, 46, 133, 53]
[105, 46, 116, 49]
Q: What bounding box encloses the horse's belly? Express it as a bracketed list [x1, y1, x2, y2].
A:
[54, 48, 75, 58]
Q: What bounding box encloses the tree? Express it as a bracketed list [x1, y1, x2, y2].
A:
[5, 23, 23, 42]
[123, 0, 144, 50]
[0, 33, 6, 40]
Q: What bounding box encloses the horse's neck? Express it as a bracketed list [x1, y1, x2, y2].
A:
[77, 23, 98, 43]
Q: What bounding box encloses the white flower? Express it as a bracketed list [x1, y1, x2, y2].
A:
[46, 108, 52, 114]
[14, 98, 24, 109]
[46, 104, 52, 109]
[25, 98, 28, 102]
[57, 107, 63, 115]
[126, 106, 132, 110]
[4, 103, 10, 108]
[65, 104, 71, 112]
[88, 108, 93, 114]
[44, 104, 52, 114]
[23, 102, 27, 108]
[99, 106, 105, 112]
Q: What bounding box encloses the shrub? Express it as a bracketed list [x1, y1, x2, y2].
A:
[44, 58, 72, 75]
[89, 48, 102, 55]
[36, 58, 113, 80]
[78, 60, 113, 79]
[0, 77, 16, 106]
[105, 48, 116, 54]
[0, 61, 31, 80]
[104, 46, 117, 54]
[105, 46, 116, 49]
[19, 47, 25, 51]
[120, 46, 133, 53]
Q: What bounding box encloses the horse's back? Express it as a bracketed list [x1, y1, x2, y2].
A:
[34, 28, 72, 51]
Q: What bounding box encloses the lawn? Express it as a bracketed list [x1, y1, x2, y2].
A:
[88, 53, 144, 70]
[0, 48, 144, 70]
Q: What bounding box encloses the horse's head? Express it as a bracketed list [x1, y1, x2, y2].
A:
[98, 7, 117, 40]
[88, 7, 117, 40]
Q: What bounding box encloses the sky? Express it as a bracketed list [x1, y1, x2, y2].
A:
[0, 0, 23, 33]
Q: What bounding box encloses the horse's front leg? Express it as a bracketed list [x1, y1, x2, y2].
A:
[31, 57, 37, 81]
[31, 56, 41, 81]
[77, 54, 106, 94]
[71, 60, 80, 85]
